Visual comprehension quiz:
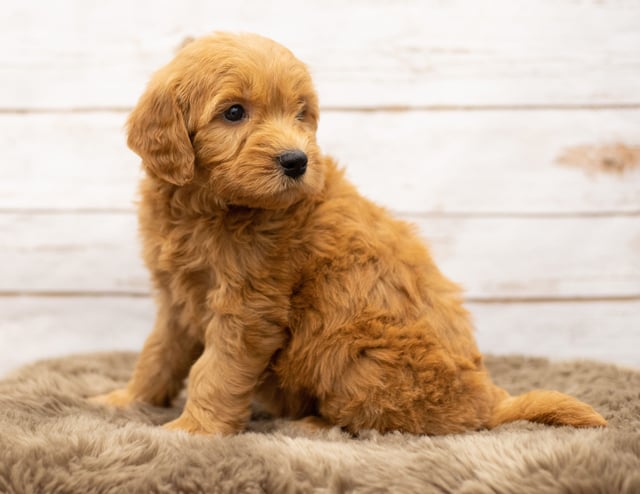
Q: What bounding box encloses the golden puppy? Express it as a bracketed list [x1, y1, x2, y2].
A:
[92, 32, 606, 435]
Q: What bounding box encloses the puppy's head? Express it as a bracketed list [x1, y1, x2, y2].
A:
[127, 32, 324, 209]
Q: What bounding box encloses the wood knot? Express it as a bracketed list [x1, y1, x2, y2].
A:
[556, 143, 640, 175]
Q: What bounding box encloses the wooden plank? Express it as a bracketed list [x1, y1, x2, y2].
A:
[0, 213, 149, 294]
[469, 300, 640, 369]
[1, 213, 638, 299]
[0, 113, 139, 211]
[2, 1, 640, 109]
[327, 110, 640, 215]
[1, 296, 637, 376]
[1, 110, 639, 214]
[417, 216, 640, 300]
[0, 296, 152, 377]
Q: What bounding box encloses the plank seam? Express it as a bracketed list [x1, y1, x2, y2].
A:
[2, 209, 640, 218]
[2, 103, 640, 114]
[1, 291, 638, 304]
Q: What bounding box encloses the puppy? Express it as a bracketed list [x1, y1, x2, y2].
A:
[92, 32, 606, 435]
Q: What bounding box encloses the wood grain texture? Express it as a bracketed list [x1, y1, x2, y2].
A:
[470, 300, 640, 368]
[2, 1, 639, 109]
[2, 213, 638, 299]
[0, 296, 152, 377]
[1, 296, 637, 376]
[2, 110, 639, 213]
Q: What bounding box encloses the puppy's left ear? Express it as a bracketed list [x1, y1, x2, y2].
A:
[127, 80, 195, 186]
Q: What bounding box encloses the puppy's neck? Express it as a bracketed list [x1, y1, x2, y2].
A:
[141, 174, 320, 223]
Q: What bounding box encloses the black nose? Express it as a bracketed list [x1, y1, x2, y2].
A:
[277, 150, 308, 178]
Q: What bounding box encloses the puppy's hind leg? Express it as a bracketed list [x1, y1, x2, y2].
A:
[253, 369, 318, 418]
[90, 304, 203, 408]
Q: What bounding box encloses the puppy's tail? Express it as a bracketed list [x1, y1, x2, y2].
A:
[488, 388, 607, 429]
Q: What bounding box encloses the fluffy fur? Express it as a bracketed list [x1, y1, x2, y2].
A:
[92, 32, 606, 435]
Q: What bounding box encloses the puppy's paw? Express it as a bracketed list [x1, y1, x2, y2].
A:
[89, 388, 136, 408]
[163, 412, 230, 435]
[291, 415, 334, 434]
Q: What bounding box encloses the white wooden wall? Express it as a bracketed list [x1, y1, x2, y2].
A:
[1, 0, 639, 375]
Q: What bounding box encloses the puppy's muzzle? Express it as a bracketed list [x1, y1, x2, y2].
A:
[277, 150, 308, 179]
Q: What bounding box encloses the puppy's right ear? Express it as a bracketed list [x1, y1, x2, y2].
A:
[127, 81, 195, 186]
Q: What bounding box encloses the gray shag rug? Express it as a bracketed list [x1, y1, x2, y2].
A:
[0, 352, 638, 493]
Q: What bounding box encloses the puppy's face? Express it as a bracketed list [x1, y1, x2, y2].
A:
[127, 33, 324, 209]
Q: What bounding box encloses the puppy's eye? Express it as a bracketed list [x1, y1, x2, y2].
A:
[296, 109, 306, 121]
[223, 104, 246, 122]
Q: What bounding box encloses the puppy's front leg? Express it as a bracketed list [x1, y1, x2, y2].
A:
[164, 309, 286, 435]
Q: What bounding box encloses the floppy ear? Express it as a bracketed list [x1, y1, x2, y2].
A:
[127, 81, 195, 186]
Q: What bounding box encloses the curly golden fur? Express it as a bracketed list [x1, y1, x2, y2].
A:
[92, 32, 606, 435]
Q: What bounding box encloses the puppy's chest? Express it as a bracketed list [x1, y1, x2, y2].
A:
[152, 214, 297, 302]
